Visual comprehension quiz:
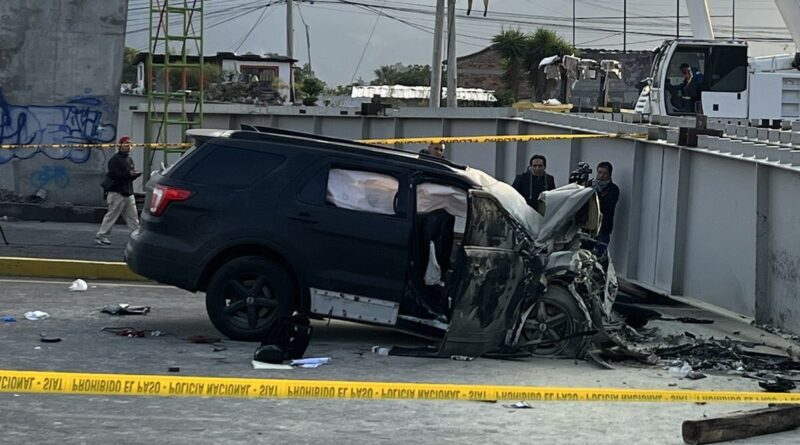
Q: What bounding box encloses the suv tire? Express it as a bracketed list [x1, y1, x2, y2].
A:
[519, 284, 587, 358]
[206, 256, 295, 341]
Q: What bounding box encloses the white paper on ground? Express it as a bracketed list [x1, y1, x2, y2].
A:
[68, 279, 88, 292]
[24, 311, 50, 321]
[251, 360, 293, 370]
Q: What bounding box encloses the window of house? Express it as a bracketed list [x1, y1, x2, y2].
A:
[240, 65, 279, 83]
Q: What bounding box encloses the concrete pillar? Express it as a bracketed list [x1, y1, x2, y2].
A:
[0, 0, 128, 205]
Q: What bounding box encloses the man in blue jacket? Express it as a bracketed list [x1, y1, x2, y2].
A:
[95, 136, 141, 245]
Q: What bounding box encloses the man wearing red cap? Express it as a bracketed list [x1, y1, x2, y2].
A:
[95, 136, 142, 245]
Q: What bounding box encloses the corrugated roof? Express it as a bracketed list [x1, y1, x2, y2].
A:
[351, 85, 497, 102]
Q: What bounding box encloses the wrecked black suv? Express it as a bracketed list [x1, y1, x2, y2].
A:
[126, 126, 616, 358]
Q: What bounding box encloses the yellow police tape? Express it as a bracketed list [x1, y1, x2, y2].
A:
[358, 133, 621, 145]
[1, 370, 797, 403]
[0, 133, 643, 150]
[0, 142, 194, 150]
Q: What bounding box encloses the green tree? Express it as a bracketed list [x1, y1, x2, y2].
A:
[121, 47, 140, 84]
[492, 29, 528, 100]
[523, 29, 576, 100]
[294, 64, 326, 105]
[371, 63, 431, 86]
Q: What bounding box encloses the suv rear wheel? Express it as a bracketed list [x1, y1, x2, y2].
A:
[205, 256, 295, 341]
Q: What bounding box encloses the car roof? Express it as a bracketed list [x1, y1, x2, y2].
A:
[187, 127, 479, 185]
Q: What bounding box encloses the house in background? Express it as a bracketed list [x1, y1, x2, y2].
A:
[132, 52, 296, 102]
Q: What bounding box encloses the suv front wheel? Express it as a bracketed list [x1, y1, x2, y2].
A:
[205, 256, 295, 341]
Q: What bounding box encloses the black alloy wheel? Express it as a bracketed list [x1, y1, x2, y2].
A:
[206, 256, 295, 341]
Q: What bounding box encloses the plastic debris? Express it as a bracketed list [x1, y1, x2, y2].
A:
[101, 304, 151, 316]
[669, 362, 693, 379]
[24, 311, 49, 321]
[504, 401, 533, 409]
[1, 316, 15, 323]
[252, 360, 293, 370]
[68, 279, 88, 292]
[168, 367, 180, 373]
[290, 357, 331, 368]
[450, 355, 475, 361]
[372, 346, 391, 356]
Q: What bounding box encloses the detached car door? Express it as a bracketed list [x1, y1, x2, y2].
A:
[287, 159, 412, 322]
[438, 190, 530, 357]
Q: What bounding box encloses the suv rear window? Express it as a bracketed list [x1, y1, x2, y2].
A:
[182, 145, 284, 188]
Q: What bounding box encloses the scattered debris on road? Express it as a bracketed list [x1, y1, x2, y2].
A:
[24, 311, 49, 321]
[1, 316, 15, 323]
[252, 360, 293, 370]
[39, 333, 61, 343]
[68, 279, 88, 292]
[101, 304, 151, 316]
[503, 401, 533, 409]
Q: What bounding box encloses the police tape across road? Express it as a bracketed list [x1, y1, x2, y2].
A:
[0, 132, 641, 151]
[1, 370, 798, 404]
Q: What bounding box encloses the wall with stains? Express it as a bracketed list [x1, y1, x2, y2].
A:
[0, 0, 127, 205]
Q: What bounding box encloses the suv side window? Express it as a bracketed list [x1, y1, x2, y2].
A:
[299, 164, 408, 217]
[181, 145, 285, 188]
[326, 169, 399, 215]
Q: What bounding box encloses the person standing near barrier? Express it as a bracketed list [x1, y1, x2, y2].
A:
[593, 161, 620, 250]
[95, 136, 141, 245]
[419, 142, 446, 158]
[512, 154, 556, 208]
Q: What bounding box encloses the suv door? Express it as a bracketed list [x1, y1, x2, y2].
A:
[438, 190, 532, 357]
[287, 159, 412, 311]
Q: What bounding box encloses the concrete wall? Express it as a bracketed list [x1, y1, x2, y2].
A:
[0, 0, 128, 205]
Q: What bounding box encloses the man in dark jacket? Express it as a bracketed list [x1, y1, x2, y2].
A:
[512, 154, 556, 208]
[95, 136, 141, 245]
[593, 161, 620, 250]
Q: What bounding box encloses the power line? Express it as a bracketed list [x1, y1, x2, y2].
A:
[350, 0, 387, 84]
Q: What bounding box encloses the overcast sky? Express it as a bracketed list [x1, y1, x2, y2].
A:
[125, 0, 792, 86]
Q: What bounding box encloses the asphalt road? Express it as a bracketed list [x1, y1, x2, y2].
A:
[1, 277, 799, 444]
[0, 221, 130, 262]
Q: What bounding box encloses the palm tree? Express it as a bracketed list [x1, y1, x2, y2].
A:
[524, 29, 576, 100]
[492, 29, 528, 100]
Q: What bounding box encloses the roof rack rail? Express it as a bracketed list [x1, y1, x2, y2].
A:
[235, 124, 466, 170]
[239, 124, 379, 149]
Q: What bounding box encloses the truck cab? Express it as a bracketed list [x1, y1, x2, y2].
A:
[646, 39, 749, 119]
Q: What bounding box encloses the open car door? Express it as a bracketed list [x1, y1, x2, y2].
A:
[438, 190, 534, 357]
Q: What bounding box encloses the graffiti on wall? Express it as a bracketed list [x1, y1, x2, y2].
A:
[0, 87, 117, 164]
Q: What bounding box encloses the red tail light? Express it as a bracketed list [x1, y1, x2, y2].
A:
[149, 184, 192, 216]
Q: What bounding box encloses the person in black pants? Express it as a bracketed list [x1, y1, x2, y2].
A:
[512, 154, 556, 208]
[592, 161, 620, 254]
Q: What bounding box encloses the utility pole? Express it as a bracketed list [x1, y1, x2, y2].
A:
[286, 0, 294, 59]
[430, 0, 445, 108]
[732, 0, 736, 39]
[676, 0, 680, 39]
[572, 0, 576, 46]
[446, 0, 457, 108]
[623, 0, 627, 51]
